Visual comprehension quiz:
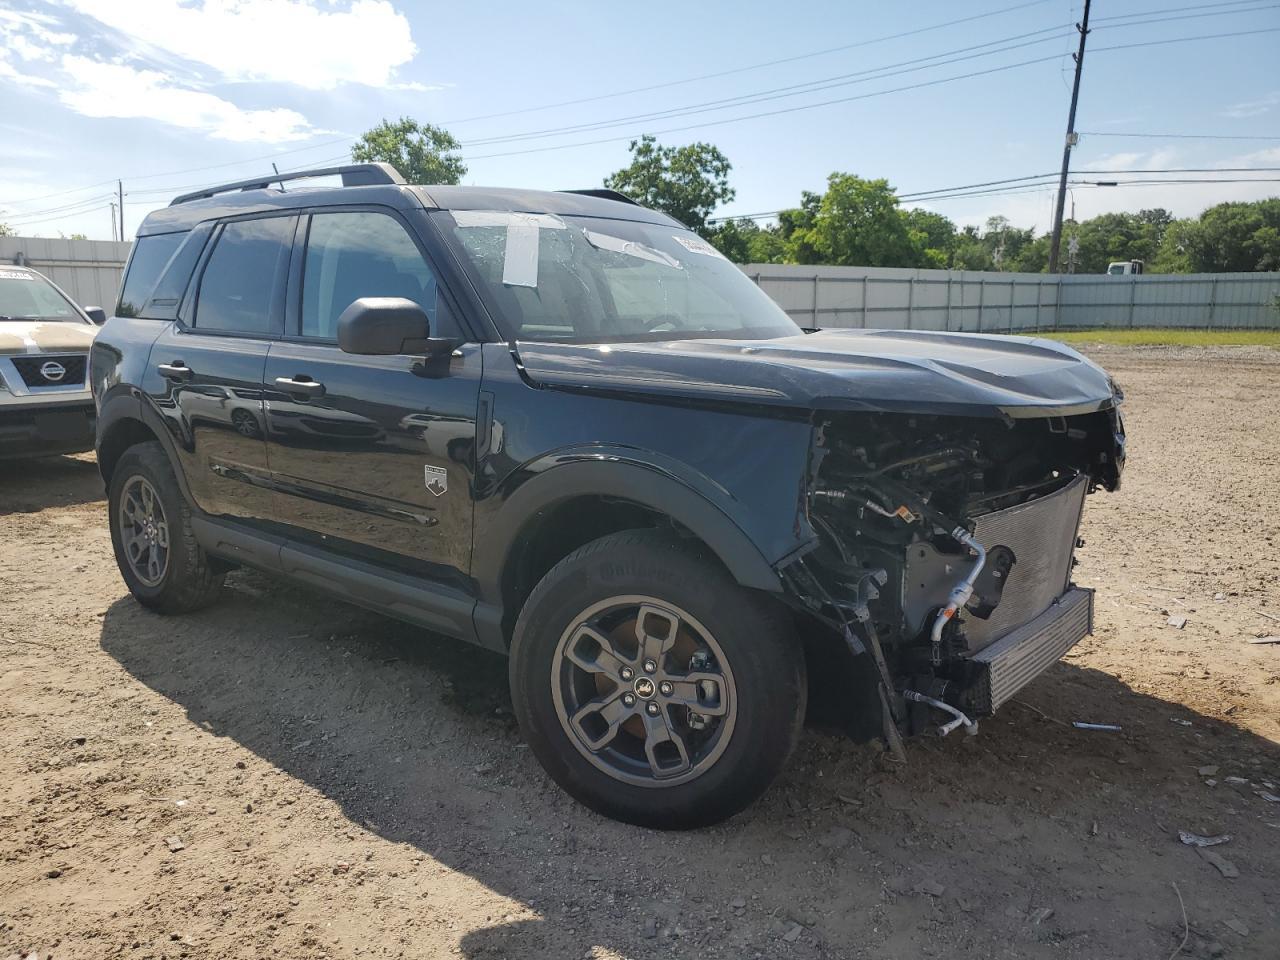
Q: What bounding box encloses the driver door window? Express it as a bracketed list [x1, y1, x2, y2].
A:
[300, 211, 456, 339]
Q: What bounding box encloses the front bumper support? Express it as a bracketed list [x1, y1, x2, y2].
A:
[969, 586, 1094, 714]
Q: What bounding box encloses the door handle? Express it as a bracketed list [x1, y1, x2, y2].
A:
[274, 376, 326, 398]
[157, 361, 192, 382]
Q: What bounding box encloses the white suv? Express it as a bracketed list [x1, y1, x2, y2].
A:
[0, 265, 104, 459]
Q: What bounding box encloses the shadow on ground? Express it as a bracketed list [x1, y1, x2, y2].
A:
[99, 568, 1280, 960]
[0, 453, 102, 513]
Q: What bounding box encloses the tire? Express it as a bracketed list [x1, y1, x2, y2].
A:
[510, 529, 806, 829]
[107, 441, 224, 614]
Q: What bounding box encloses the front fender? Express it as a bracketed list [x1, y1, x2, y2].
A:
[471, 447, 793, 599]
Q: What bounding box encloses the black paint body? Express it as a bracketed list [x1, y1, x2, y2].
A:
[92, 182, 1124, 654]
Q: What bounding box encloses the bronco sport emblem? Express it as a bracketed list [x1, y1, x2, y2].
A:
[423, 465, 447, 497]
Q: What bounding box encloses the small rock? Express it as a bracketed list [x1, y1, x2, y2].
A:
[1205, 779, 1218, 787]
[1198, 765, 1219, 776]
[1208, 943, 1225, 958]
[1223, 918, 1249, 936]
[333, 862, 351, 874]
[71, 736, 86, 746]
[1197, 848, 1239, 878]
[45, 867, 63, 879]
[642, 919, 659, 939]
[760, 854, 774, 866]
[1167, 615, 1188, 629]
[729, 897, 746, 910]
[1170, 718, 1192, 727]
[818, 826, 853, 849]
[1224, 776, 1249, 785]
[1028, 907, 1054, 925]
[782, 922, 803, 943]
[1257, 791, 1280, 803]
[1179, 830, 1231, 847]
[165, 836, 185, 853]
[235, 760, 246, 769]
[474, 762, 494, 775]
[914, 880, 945, 898]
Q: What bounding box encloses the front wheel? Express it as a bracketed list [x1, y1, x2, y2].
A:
[510, 530, 806, 829]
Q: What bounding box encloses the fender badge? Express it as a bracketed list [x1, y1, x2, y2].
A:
[424, 464, 448, 497]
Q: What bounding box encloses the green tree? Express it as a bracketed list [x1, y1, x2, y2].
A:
[950, 225, 993, 271]
[1171, 199, 1280, 272]
[351, 117, 466, 185]
[0, 222, 13, 237]
[707, 218, 789, 263]
[902, 208, 956, 268]
[788, 174, 917, 267]
[604, 135, 735, 234]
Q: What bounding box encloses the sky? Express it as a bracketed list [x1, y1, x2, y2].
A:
[1, 0, 1278, 242]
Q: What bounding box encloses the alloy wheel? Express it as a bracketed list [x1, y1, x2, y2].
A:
[119, 475, 170, 587]
[551, 595, 737, 788]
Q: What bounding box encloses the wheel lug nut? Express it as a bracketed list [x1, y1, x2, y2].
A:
[620, 667, 634, 681]
[645, 702, 660, 716]
[622, 693, 636, 707]
[659, 681, 673, 696]
[643, 659, 657, 674]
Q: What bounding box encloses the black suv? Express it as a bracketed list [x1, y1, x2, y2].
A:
[92, 163, 1125, 828]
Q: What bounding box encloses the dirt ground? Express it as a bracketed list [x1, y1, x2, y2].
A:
[2, 344, 1278, 960]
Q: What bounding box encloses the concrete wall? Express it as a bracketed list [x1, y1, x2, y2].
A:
[0, 236, 132, 310]
[745, 264, 1280, 331]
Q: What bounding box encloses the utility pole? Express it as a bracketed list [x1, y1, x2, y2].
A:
[109, 201, 117, 241]
[1048, 0, 1091, 274]
[117, 180, 124, 241]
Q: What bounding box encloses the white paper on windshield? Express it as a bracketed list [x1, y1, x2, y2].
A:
[0, 269, 33, 280]
[672, 234, 728, 260]
[583, 229, 682, 269]
[502, 223, 541, 287]
[450, 211, 566, 288]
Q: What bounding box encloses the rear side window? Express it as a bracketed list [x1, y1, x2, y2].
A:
[140, 224, 212, 320]
[300, 211, 456, 339]
[193, 217, 293, 335]
[117, 232, 187, 317]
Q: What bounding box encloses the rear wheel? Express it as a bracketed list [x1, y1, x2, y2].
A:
[510, 530, 805, 829]
[108, 441, 224, 613]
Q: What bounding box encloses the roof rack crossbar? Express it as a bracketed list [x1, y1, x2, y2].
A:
[169, 162, 406, 206]
[557, 188, 638, 205]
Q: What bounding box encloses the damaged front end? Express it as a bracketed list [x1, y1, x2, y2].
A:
[782, 402, 1125, 750]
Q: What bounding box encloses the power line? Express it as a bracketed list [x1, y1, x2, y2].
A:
[1078, 131, 1280, 140]
[0, 1, 1056, 209]
[462, 27, 1280, 163]
[1093, 0, 1273, 21]
[460, 27, 1075, 149]
[441, 0, 1056, 126]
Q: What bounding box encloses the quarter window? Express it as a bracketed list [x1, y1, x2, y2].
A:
[194, 217, 293, 335]
[301, 211, 453, 340]
[117, 232, 186, 317]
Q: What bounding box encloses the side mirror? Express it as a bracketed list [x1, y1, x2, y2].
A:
[85, 306, 108, 326]
[337, 297, 430, 356]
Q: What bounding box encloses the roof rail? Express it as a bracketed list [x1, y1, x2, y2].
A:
[170, 162, 406, 206]
[558, 188, 638, 206]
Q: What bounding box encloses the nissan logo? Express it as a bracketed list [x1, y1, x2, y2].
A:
[40, 361, 67, 382]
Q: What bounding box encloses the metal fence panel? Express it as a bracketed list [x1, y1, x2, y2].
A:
[746, 264, 1280, 331]
[0, 236, 132, 309]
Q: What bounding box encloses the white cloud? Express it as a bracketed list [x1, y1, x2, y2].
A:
[65, 0, 419, 90]
[1223, 91, 1280, 119]
[58, 55, 314, 142]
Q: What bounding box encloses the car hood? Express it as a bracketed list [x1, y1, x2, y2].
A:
[515, 329, 1119, 419]
[0, 320, 97, 356]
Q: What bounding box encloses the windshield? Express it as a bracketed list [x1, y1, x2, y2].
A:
[433, 211, 801, 343]
[0, 269, 84, 322]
